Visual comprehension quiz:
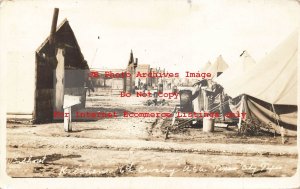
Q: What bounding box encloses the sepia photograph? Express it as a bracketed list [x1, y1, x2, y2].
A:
[0, 0, 299, 188]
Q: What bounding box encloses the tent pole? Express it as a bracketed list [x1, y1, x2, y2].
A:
[271, 104, 284, 143]
[203, 89, 208, 111]
[238, 95, 245, 132]
[220, 91, 224, 122]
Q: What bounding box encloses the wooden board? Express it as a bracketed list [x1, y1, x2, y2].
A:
[55, 48, 64, 111]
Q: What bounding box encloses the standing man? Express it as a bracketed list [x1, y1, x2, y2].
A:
[86, 77, 94, 96]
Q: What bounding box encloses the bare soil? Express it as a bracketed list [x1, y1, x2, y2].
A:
[6, 94, 298, 177]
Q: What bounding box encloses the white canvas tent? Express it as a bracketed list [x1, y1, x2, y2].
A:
[224, 32, 297, 105]
[207, 55, 229, 78]
[200, 61, 212, 72]
[224, 31, 298, 136]
[215, 50, 256, 87]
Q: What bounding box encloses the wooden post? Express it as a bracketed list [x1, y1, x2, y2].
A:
[202, 89, 208, 111]
[55, 48, 65, 111]
[271, 104, 284, 143]
[63, 95, 81, 132]
[219, 92, 224, 121]
[64, 107, 72, 132]
[238, 95, 245, 132]
[49, 8, 59, 68]
[49, 8, 59, 46]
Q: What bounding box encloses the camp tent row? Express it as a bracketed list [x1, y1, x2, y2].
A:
[217, 31, 298, 136]
[206, 55, 229, 78]
[191, 55, 229, 113]
[200, 61, 212, 73]
[215, 50, 256, 85]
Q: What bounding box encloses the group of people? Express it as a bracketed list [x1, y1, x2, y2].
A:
[137, 79, 148, 92]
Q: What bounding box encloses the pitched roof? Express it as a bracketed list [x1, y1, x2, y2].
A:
[36, 18, 87, 68]
[36, 19, 83, 57]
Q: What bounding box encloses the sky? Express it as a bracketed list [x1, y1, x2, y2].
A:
[1, 0, 300, 75]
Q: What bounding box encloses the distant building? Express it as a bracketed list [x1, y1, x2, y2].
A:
[90, 68, 127, 95]
[90, 50, 138, 95]
[125, 50, 138, 93]
[135, 64, 150, 87]
[148, 67, 166, 88]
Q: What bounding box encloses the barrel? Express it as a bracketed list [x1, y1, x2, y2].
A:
[179, 90, 193, 112]
[203, 117, 214, 132]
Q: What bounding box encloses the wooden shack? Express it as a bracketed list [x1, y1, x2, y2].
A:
[7, 8, 89, 123]
[135, 64, 150, 87]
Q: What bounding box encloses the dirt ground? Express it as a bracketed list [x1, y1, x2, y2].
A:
[6, 94, 298, 177]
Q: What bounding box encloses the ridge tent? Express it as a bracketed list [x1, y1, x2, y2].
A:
[200, 61, 212, 72]
[215, 50, 256, 87]
[224, 31, 298, 136]
[207, 55, 229, 78]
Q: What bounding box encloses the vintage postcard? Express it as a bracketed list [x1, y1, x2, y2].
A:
[0, 0, 299, 188]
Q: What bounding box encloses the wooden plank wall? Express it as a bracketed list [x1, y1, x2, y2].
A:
[35, 88, 54, 122]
